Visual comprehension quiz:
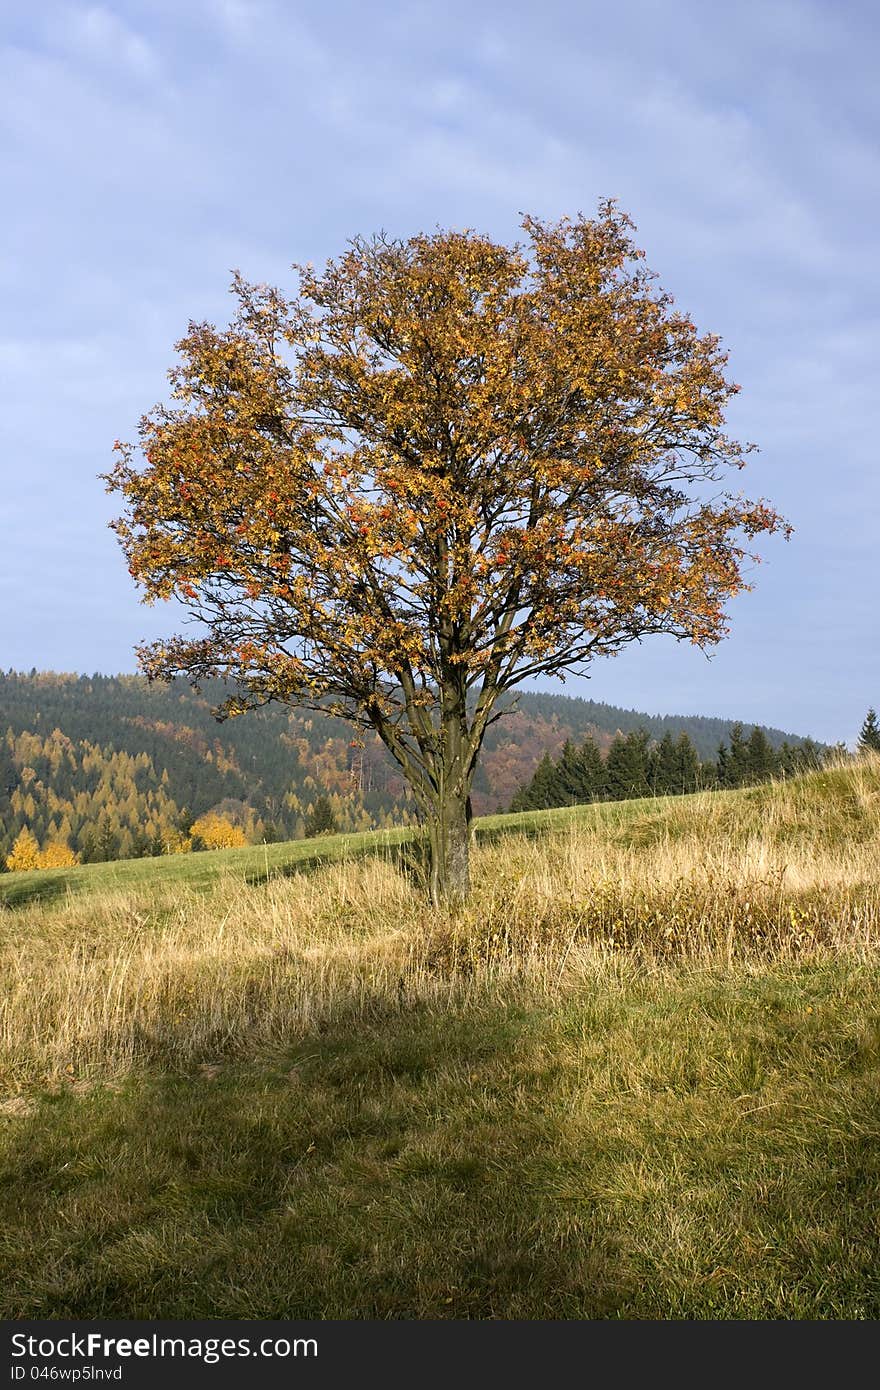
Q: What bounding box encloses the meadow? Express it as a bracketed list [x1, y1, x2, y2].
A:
[1, 758, 879, 1318]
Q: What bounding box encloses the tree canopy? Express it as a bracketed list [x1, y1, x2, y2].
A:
[106, 202, 788, 902]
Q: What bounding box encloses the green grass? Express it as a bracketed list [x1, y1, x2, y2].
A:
[1, 756, 879, 1318]
[0, 824, 414, 908]
[2, 959, 878, 1319]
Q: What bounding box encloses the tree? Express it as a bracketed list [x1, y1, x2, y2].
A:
[38, 840, 79, 869]
[604, 729, 650, 800]
[190, 811, 248, 849]
[649, 730, 679, 795]
[723, 723, 751, 788]
[576, 735, 605, 803]
[858, 708, 880, 754]
[746, 726, 777, 783]
[303, 794, 338, 838]
[674, 732, 702, 794]
[105, 203, 787, 904]
[5, 826, 40, 872]
[511, 751, 560, 812]
[556, 740, 584, 805]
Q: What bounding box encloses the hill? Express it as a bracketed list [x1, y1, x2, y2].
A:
[0, 669, 820, 867]
[1, 758, 878, 1318]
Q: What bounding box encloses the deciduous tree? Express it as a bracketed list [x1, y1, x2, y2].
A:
[190, 812, 248, 850]
[106, 203, 787, 904]
[5, 827, 40, 872]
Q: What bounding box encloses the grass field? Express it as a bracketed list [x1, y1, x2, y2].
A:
[1, 758, 879, 1318]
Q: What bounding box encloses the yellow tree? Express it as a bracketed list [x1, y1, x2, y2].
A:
[6, 827, 41, 872]
[106, 203, 788, 904]
[190, 812, 248, 849]
[38, 841, 79, 869]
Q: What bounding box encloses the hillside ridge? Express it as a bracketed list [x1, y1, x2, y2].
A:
[0, 668, 821, 866]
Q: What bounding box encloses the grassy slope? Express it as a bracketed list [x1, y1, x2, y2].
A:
[1, 762, 879, 1319]
[0, 763, 857, 908]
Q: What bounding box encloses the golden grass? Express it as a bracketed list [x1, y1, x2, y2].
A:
[2, 757, 878, 1090]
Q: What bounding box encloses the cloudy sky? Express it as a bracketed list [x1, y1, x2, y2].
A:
[1, 0, 877, 743]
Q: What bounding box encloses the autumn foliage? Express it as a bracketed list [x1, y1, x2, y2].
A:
[5, 827, 79, 872]
[106, 203, 787, 903]
[190, 812, 248, 850]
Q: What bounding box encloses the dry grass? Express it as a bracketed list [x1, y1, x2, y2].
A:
[2, 757, 878, 1090]
[2, 759, 879, 1319]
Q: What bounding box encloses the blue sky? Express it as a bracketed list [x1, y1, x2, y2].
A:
[1, 0, 877, 743]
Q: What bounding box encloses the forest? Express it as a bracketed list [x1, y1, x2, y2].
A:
[0, 670, 823, 870]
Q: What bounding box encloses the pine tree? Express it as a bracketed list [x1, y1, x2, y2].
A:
[519, 752, 562, 811]
[726, 723, 751, 788]
[556, 740, 586, 805]
[675, 733, 702, 794]
[858, 708, 880, 754]
[304, 794, 338, 838]
[604, 729, 650, 800]
[796, 738, 823, 772]
[650, 731, 678, 795]
[746, 726, 777, 783]
[715, 741, 729, 788]
[576, 736, 604, 802]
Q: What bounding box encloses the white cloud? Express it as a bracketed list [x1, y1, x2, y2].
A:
[54, 4, 161, 80]
[0, 0, 876, 731]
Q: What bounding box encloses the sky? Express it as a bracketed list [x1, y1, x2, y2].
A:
[1, 0, 877, 745]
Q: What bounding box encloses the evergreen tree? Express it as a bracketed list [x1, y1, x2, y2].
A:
[858, 708, 880, 754]
[715, 741, 729, 788]
[556, 739, 592, 805]
[746, 726, 777, 783]
[96, 818, 119, 863]
[675, 733, 701, 794]
[604, 729, 650, 800]
[795, 738, 823, 772]
[518, 751, 561, 811]
[777, 740, 795, 777]
[650, 731, 679, 795]
[726, 723, 751, 788]
[576, 736, 604, 802]
[304, 794, 338, 838]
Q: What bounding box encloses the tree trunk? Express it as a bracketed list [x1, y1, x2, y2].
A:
[427, 788, 472, 907]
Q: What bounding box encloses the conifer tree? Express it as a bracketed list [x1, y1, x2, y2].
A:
[746, 726, 777, 783]
[715, 741, 730, 788]
[651, 730, 679, 794]
[38, 841, 78, 869]
[675, 733, 702, 794]
[576, 735, 605, 803]
[858, 708, 880, 754]
[726, 723, 751, 788]
[532, 751, 565, 810]
[304, 794, 338, 838]
[556, 740, 584, 805]
[796, 738, 823, 772]
[604, 729, 650, 800]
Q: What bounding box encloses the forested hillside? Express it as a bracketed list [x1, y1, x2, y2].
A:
[0, 670, 818, 868]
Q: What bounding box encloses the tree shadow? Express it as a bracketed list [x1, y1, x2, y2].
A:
[243, 835, 432, 897]
[0, 871, 79, 910]
[0, 1000, 639, 1320]
[472, 820, 553, 849]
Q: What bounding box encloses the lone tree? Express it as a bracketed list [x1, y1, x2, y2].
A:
[859, 708, 880, 754]
[106, 203, 787, 904]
